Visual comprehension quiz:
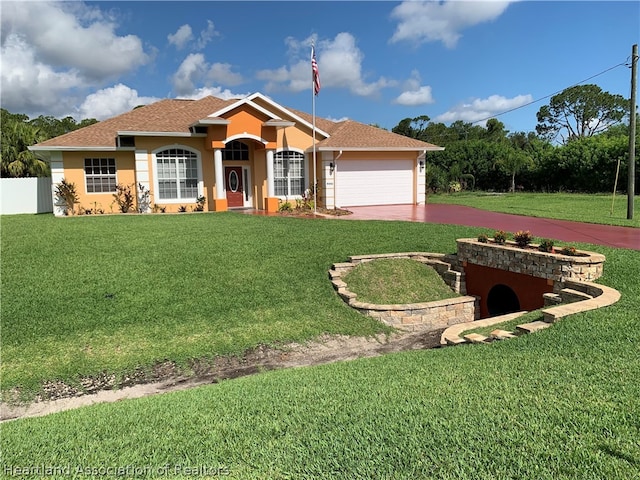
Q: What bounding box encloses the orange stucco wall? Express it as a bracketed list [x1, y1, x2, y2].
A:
[252, 149, 267, 210]
[61, 151, 136, 213]
[279, 127, 314, 152]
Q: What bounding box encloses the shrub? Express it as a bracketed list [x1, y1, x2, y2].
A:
[113, 184, 135, 213]
[54, 179, 79, 216]
[136, 183, 151, 213]
[152, 204, 166, 213]
[561, 245, 578, 256]
[193, 195, 206, 212]
[514, 230, 533, 248]
[178, 205, 188, 213]
[538, 239, 555, 253]
[493, 230, 508, 245]
[278, 201, 293, 212]
[477, 233, 489, 243]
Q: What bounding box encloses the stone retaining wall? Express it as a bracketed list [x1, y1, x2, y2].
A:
[456, 238, 605, 282]
[329, 253, 478, 332]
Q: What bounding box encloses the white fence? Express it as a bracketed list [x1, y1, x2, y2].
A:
[0, 177, 53, 215]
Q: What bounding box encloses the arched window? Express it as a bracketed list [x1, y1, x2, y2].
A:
[274, 150, 305, 196]
[155, 148, 199, 200]
[222, 141, 249, 161]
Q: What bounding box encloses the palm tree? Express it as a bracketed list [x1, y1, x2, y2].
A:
[495, 149, 532, 192]
[1, 122, 49, 177]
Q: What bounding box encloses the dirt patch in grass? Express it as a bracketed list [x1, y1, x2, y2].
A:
[0, 328, 443, 422]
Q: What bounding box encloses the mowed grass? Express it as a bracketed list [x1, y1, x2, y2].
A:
[1, 213, 469, 398]
[343, 258, 460, 304]
[427, 192, 640, 228]
[2, 244, 639, 479]
[2, 211, 639, 478]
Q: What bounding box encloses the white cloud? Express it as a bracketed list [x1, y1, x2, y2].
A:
[257, 32, 393, 97]
[395, 86, 435, 106]
[168, 24, 193, 50]
[390, 0, 514, 48]
[1, 1, 148, 80]
[195, 20, 218, 50]
[172, 54, 244, 96]
[326, 116, 350, 123]
[208, 63, 244, 86]
[0, 34, 82, 116]
[176, 87, 249, 101]
[78, 84, 160, 120]
[435, 94, 533, 125]
[0, 1, 149, 117]
[171, 53, 208, 95]
[167, 21, 218, 51]
[394, 70, 435, 106]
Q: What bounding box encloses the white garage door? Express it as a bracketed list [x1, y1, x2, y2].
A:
[336, 159, 414, 207]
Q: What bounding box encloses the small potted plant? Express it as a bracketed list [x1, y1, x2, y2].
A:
[513, 230, 533, 248]
[561, 245, 577, 256]
[477, 233, 489, 243]
[493, 230, 508, 245]
[538, 239, 555, 253]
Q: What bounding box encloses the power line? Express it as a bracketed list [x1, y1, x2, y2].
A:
[471, 60, 629, 127]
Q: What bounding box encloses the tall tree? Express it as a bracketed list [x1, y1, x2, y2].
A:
[391, 116, 430, 139]
[495, 147, 532, 192]
[1, 121, 49, 177]
[29, 114, 97, 138]
[536, 84, 628, 143]
[484, 118, 509, 143]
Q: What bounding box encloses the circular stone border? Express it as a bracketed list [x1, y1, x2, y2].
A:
[329, 252, 479, 331]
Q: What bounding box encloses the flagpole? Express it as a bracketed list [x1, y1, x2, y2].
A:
[312, 44, 317, 214]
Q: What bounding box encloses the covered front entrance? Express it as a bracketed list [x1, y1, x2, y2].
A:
[225, 166, 244, 208]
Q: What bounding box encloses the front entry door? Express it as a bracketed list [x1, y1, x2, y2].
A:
[225, 166, 244, 208]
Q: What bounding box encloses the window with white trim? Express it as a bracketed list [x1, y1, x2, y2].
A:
[156, 148, 199, 200]
[274, 151, 305, 196]
[85, 158, 116, 193]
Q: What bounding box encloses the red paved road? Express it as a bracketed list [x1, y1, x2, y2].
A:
[343, 204, 640, 251]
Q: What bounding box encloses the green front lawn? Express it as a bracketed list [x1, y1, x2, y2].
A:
[427, 192, 640, 228]
[2, 212, 639, 479]
[1, 213, 469, 398]
[343, 258, 460, 304]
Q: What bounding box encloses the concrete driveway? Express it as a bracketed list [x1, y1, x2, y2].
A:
[343, 204, 640, 251]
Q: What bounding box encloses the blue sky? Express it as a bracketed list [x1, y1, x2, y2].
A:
[1, 1, 638, 135]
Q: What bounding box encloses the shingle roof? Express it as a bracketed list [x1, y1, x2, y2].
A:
[33, 94, 441, 151]
[35, 96, 236, 148]
[284, 107, 340, 135]
[316, 120, 440, 150]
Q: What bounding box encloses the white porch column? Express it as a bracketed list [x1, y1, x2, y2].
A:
[266, 149, 275, 197]
[417, 155, 427, 205]
[212, 148, 228, 211]
[49, 151, 65, 216]
[321, 151, 335, 209]
[135, 150, 151, 212]
[214, 149, 225, 199]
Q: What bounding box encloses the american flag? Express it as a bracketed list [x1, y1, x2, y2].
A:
[311, 45, 321, 96]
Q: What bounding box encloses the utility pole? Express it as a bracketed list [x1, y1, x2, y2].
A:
[628, 44, 637, 220]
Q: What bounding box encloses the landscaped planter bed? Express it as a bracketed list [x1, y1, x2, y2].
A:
[455, 238, 605, 283]
[329, 253, 478, 331]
